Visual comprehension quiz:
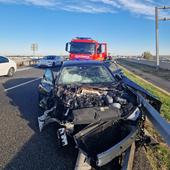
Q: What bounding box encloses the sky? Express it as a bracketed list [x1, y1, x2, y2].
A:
[0, 0, 170, 56]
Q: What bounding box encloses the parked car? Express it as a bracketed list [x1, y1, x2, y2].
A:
[37, 55, 64, 67]
[0, 56, 17, 77]
[37, 60, 161, 168]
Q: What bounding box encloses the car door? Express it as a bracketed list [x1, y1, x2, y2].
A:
[38, 68, 55, 103]
[0, 56, 10, 76]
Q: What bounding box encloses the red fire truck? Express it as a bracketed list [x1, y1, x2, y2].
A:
[65, 37, 108, 60]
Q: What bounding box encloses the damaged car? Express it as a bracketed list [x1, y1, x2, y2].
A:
[37, 60, 161, 168]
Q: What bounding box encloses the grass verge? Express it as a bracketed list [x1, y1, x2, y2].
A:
[121, 67, 170, 121]
[121, 67, 170, 170]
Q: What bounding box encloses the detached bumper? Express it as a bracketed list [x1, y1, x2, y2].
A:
[74, 121, 139, 167]
[96, 125, 138, 167]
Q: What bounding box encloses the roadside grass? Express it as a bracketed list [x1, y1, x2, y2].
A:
[122, 67, 170, 121]
[121, 67, 170, 170]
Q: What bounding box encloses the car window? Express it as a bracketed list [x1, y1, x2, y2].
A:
[70, 42, 96, 54]
[44, 56, 56, 60]
[0, 56, 9, 63]
[58, 65, 115, 85]
[55, 56, 63, 60]
[107, 63, 118, 72]
[43, 69, 54, 83]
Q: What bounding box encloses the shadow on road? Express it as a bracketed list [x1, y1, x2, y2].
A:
[2, 76, 77, 170]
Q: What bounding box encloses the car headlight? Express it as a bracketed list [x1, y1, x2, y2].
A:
[127, 107, 140, 121]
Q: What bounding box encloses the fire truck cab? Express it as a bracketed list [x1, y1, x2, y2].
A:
[65, 37, 108, 61]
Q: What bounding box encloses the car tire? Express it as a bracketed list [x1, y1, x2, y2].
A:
[7, 67, 15, 77]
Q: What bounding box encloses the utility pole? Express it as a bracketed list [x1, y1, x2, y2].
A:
[155, 7, 159, 69]
[31, 43, 38, 58]
[155, 6, 170, 69]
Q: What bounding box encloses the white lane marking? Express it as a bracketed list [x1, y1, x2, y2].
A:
[16, 67, 32, 72]
[75, 151, 91, 170]
[4, 77, 41, 92]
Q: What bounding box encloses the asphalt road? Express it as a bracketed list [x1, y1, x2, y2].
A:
[117, 59, 170, 93]
[0, 67, 78, 170]
[122, 58, 170, 70]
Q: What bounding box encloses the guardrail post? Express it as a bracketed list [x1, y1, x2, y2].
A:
[121, 142, 135, 170]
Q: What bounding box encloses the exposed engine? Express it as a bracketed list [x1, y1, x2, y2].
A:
[54, 84, 138, 124]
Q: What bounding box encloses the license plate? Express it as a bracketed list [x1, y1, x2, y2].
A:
[57, 128, 68, 146]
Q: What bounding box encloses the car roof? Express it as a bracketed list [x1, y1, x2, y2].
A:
[62, 60, 103, 67]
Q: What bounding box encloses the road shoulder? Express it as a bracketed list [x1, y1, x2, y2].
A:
[118, 62, 170, 94]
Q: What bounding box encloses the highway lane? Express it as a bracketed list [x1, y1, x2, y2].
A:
[122, 58, 170, 70]
[0, 67, 42, 86]
[0, 67, 77, 170]
[117, 59, 170, 93]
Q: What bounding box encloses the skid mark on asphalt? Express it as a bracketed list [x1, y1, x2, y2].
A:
[4, 77, 41, 92]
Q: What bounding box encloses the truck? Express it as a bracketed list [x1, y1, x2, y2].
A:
[65, 37, 108, 60]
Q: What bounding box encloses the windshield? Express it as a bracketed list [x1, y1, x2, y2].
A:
[58, 65, 115, 85]
[70, 42, 96, 54]
[44, 56, 56, 60]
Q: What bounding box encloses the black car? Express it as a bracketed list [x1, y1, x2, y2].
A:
[37, 60, 161, 167]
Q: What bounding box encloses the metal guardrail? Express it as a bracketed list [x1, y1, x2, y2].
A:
[138, 93, 170, 146]
[115, 60, 170, 145]
[120, 93, 170, 170]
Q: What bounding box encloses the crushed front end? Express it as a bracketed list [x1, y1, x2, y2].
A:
[38, 75, 161, 167]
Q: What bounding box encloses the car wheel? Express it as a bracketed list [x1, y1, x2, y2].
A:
[7, 67, 15, 77]
[52, 62, 55, 67]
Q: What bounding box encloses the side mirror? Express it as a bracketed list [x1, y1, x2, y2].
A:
[107, 56, 112, 60]
[97, 44, 102, 54]
[65, 42, 71, 52]
[43, 69, 54, 85]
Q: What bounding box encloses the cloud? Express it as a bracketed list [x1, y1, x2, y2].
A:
[117, 0, 155, 17]
[23, 0, 57, 7]
[0, 0, 169, 19]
